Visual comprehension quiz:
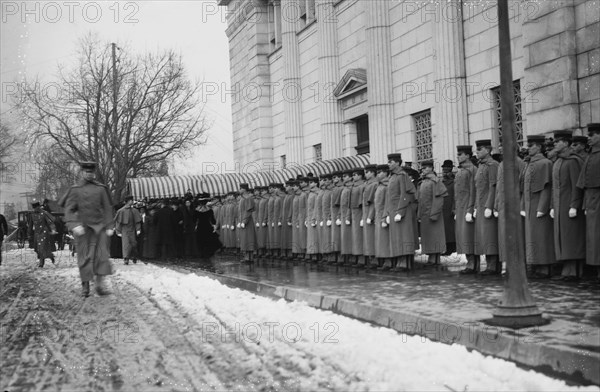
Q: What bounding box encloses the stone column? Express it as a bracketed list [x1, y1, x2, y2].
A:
[432, 0, 469, 160]
[523, 1, 579, 133]
[342, 121, 358, 157]
[317, 0, 343, 159]
[365, 0, 396, 163]
[281, 0, 304, 166]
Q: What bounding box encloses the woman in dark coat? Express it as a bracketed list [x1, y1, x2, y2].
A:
[195, 195, 222, 261]
[110, 202, 124, 259]
[142, 205, 158, 259]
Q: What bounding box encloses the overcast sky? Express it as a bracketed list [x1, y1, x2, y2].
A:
[1, 0, 234, 175]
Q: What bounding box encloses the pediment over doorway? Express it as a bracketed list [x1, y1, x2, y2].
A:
[333, 68, 367, 99]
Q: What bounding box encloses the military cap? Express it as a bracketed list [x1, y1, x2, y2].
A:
[80, 161, 96, 171]
[198, 192, 211, 200]
[331, 171, 343, 177]
[124, 195, 134, 202]
[308, 176, 319, 183]
[442, 159, 454, 168]
[342, 169, 354, 176]
[320, 173, 331, 179]
[475, 139, 492, 148]
[296, 174, 304, 180]
[421, 160, 435, 167]
[387, 153, 402, 162]
[586, 123, 600, 135]
[572, 135, 588, 144]
[376, 164, 390, 172]
[268, 183, 278, 188]
[527, 135, 546, 145]
[352, 168, 365, 176]
[31, 200, 40, 208]
[364, 164, 378, 173]
[239, 183, 250, 191]
[553, 130, 573, 142]
[298, 177, 309, 183]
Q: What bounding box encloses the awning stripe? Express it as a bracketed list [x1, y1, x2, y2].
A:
[128, 154, 371, 199]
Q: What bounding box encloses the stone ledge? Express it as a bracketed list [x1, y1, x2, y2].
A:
[191, 268, 600, 387]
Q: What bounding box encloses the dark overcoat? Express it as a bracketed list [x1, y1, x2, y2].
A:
[331, 185, 343, 252]
[442, 173, 456, 246]
[385, 168, 418, 257]
[238, 195, 256, 252]
[350, 180, 365, 256]
[339, 181, 353, 255]
[306, 187, 320, 254]
[320, 186, 333, 254]
[552, 149, 585, 261]
[418, 174, 447, 254]
[28, 207, 56, 260]
[473, 156, 499, 256]
[62, 179, 114, 281]
[454, 162, 476, 255]
[523, 153, 555, 265]
[282, 193, 294, 250]
[577, 146, 600, 265]
[362, 178, 378, 256]
[374, 178, 391, 258]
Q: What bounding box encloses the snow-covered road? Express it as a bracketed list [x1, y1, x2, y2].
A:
[1, 249, 598, 391]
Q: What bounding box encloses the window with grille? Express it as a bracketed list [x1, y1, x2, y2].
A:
[314, 144, 322, 162]
[413, 110, 433, 163]
[281, 155, 286, 169]
[492, 80, 523, 146]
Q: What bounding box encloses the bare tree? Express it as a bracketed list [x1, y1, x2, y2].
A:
[0, 122, 20, 163]
[16, 34, 209, 200]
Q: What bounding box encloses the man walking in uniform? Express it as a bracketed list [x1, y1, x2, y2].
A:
[114, 195, 142, 265]
[61, 161, 114, 297]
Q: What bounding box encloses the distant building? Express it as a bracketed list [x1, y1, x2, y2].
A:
[218, 0, 600, 168]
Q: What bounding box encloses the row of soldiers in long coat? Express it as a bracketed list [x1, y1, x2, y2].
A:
[209, 123, 600, 280]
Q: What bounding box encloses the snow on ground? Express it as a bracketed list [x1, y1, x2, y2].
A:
[118, 262, 596, 392]
[1, 248, 598, 392]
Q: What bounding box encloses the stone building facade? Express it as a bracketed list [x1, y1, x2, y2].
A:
[218, 0, 600, 168]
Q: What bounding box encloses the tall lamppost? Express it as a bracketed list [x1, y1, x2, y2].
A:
[488, 0, 547, 328]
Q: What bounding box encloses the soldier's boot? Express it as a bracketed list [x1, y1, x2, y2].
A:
[50, 255, 55, 264]
[82, 281, 90, 298]
[38, 258, 45, 268]
[132, 259, 137, 264]
[124, 258, 129, 265]
[95, 275, 112, 295]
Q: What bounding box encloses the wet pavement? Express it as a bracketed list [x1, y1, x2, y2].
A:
[152, 251, 600, 385]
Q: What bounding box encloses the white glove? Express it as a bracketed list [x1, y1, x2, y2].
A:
[326, 220, 332, 226]
[231, 225, 235, 231]
[116, 232, 122, 237]
[585, 209, 587, 216]
[549, 209, 554, 219]
[454, 215, 456, 221]
[256, 222, 260, 228]
[262, 222, 267, 227]
[345, 219, 351, 225]
[568, 208, 577, 218]
[311, 222, 316, 227]
[221, 225, 225, 229]
[520, 211, 526, 217]
[473, 209, 477, 219]
[287, 222, 292, 226]
[536, 211, 544, 218]
[381, 222, 388, 228]
[335, 219, 341, 226]
[319, 221, 324, 227]
[240, 222, 245, 229]
[493, 211, 499, 218]
[278, 222, 282, 227]
[305, 221, 308, 227]
[106, 229, 114, 237]
[237, 223, 241, 228]
[465, 213, 473, 223]
[394, 214, 402, 222]
[484, 208, 492, 219]
[385, 216, 391, 225]
[72, 225, 85, 236]
[136, 230, 141, 236]
[360, 219, 364, 227]
[367, 218, 372, 225]
[271, 222, 275, 227]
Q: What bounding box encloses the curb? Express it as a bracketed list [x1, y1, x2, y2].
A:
[179, 266, 599, 386]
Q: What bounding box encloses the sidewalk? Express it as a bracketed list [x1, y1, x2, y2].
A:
[164, 253, 600, 386]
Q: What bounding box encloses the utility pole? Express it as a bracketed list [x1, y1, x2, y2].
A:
[488, 0, 546, 328]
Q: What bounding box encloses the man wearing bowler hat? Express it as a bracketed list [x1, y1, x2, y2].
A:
[577, 123, 600, 278]
[60, 161, 114, 297]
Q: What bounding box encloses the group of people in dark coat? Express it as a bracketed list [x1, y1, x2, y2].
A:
[113, 193, 223, 263]
[200, 123, 600, 282]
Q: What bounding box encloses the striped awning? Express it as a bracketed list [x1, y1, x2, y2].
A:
[128, 154, 371, 199]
